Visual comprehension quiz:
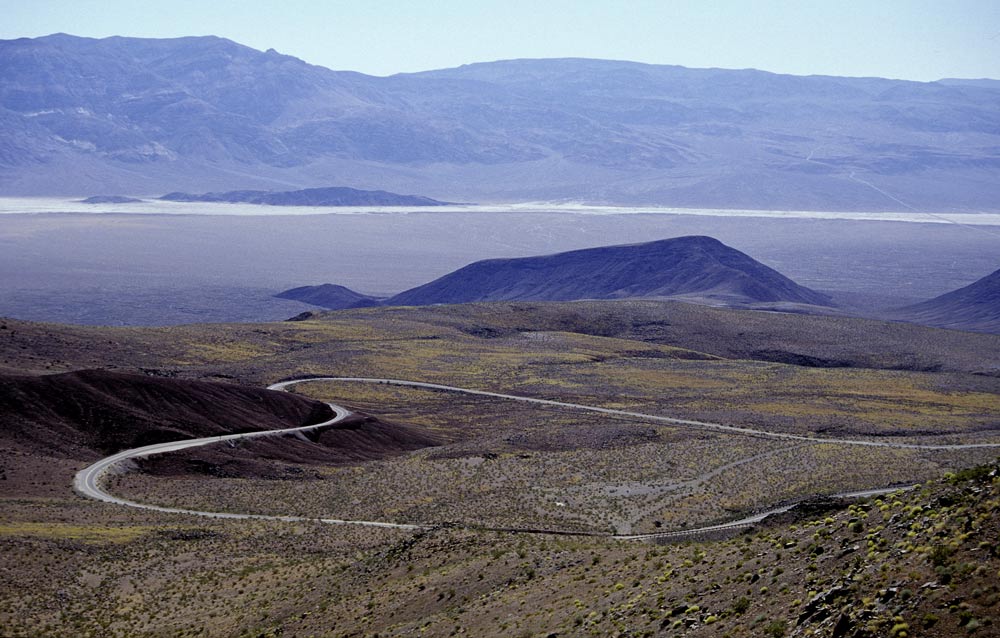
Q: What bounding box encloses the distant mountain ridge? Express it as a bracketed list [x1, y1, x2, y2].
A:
[276, 283, 382, 309]
[1, 34, 999, 210]
[897, 267, 1000, 334]
[279, 236, 832, 310]
[159, 186, 452, 206]
[79, 195, 141, 204]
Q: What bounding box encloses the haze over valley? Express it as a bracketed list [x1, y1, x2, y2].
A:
[2, 204, 999, 328]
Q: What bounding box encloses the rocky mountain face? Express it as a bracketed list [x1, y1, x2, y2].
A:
[2, 34, 999, 210]
[898, 267, 1000, 333]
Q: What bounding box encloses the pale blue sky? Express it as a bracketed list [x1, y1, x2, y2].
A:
[4, 0, 999, 80]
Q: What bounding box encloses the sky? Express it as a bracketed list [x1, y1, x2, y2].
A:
[3, 0, 1000, 81]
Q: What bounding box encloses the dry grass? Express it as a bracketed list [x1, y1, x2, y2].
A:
[113, 380, 998, 536]
[1, 464, 998, 637]
[1, 300, 998, 636]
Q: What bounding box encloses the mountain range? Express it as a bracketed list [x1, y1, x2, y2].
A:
[278, 236, 833, 310]
[2, 34, 999, 210]
[158, 186, 452, 206]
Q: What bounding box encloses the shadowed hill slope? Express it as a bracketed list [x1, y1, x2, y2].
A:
[384, 236, 832, 307]
[134, 411, 446, 479]
[0, 369, 333, 458]
[898, 267, 1000, 334]
[0, 369, 445, 484]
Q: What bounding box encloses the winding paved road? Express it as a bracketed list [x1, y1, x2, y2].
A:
[301, 377, 1000, 451]
[72, 390, 425, 531]
[72, 376, 1000, 542]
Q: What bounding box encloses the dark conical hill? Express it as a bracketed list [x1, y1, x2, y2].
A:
[384, 236, 832, 308]
[276, 283, 383, 310]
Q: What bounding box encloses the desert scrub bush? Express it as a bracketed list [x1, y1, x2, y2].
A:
[947, 465, 994, 484]
[928, 544, 955, 567]
[731, 596, 750, 614]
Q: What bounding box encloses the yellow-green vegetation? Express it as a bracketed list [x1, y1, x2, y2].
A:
[6, 301, 1000, 536]
[1, 300, 998, 636]
[0, 521, 152, 544]
[2, 460, 999, 637]
[112, 381, 998, 535]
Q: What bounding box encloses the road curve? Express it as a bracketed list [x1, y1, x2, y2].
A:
[613, 485, 916, 541]
[72, 389, 427, 531]
[72, 376, 1000, 541]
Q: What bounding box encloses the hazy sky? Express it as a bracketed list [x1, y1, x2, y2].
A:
[5, 0, 999, 81]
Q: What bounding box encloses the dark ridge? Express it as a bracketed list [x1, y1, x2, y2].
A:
[159, 186, 454, 207]
[79, 195, 142, 204]
[0, 369, 332, 458]
[135, 412, 446, 479]
[276, 283, 384, 310]
[896, 267, 1000, 334]
[748, 350, 852, 368]
[385, 236, 833, 308]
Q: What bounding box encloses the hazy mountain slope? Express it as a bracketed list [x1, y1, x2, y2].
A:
[898, 267, 1000, 333]
[384, 236, 832, 307]
[276, 283, 383, 309]
[1, 35, 999, 209]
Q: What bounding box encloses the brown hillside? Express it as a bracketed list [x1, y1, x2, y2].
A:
[135, 412, 446, 479]
[0, 369, 333, 458]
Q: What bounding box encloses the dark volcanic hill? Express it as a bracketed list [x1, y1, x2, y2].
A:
[2, 34, 999, 210]
[0, 369, 332, 457]
[0, 368, 446, 494]
[897, 267, 1000, 333]
[134, 411, 445, 480]
[0, 369, 443, 480]
[384, 236, 832, 307]
[276, 283, 383, 309]
[159, 186, 451, 206]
